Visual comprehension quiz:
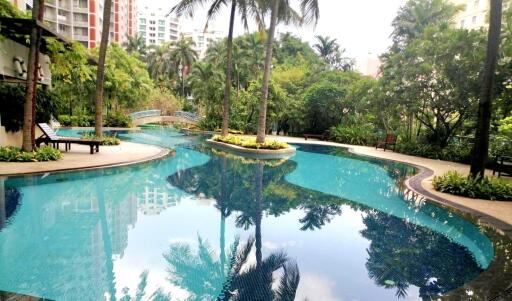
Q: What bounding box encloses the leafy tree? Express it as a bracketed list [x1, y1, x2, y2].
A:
[303, 81, 344, 134]
[390, 0, 462, 50]
[380, 25, 485, 147]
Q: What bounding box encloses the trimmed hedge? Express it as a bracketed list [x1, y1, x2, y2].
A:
[432, 171, 512, 201]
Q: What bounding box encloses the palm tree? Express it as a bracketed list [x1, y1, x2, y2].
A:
[169, 36, 198, 69]
[313, 35, 338, 59]
[470, 0, 503, 177]
[171, 0, 263, 136]
[21, 0, 44, 151]
[123, 34, 147, 59]
[256, 0, 319, 143]
[188, 61, 224, 115]
[94, 0, 113, 137]
[146, 43, 170, 81]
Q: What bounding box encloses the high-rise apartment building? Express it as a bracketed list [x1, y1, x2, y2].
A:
[450, 0, 510, 30]
[182, 29, 224, 59]
[9, 0, 136, 48]
[137, 5, 180, 46]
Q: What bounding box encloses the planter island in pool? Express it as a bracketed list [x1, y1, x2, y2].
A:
[206, 139, 296, 159]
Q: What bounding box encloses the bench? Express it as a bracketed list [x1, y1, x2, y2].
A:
[493, 155, 512, 178]
[376, 134, 397, 151]
[304, 133, 327, 141]
[36, 123, 101, 154]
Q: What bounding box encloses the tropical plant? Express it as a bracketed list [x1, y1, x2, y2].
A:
[433, 171, 512, 200]
[123, 34, 147, 59]
[256, 0, 320, 143]
[171, 0, 266, 137]
[313, 35, 353, 71]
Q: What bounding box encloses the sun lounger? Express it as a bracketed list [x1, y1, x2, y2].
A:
[36, 123, 100, 154]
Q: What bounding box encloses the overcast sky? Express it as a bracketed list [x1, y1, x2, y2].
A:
[142, 0, 407, 61]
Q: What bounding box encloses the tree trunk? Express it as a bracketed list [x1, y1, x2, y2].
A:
[256, 0, 279, 144]
[221, 1, 237, 137]
[22, 0, 44, 151]
[470, 0, 503, 177]
[94, 0, 113, 137]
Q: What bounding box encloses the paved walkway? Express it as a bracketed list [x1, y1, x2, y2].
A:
[273, 136, 512, 231]
[0, 142, 169, 176]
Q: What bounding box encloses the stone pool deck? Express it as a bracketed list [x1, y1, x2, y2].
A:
[272, 136, 512, 232]
[0, 142, 170, 176]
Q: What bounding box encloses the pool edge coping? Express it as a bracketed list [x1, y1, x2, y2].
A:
[0, 144, 174, 178]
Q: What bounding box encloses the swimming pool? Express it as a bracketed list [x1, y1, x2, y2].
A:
[0, 127, 509, 300]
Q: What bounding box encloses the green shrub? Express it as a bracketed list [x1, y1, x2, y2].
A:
[33, 146, 62, 161]
[58, 115, 94, 127]
[81, 133, 121, 146]
[198, 115, 222, 131]
[395, 142, 472, 163]
[329, 124, 377, 146]
[105, 112, 131, 127]
[213, 135, 290, 150]
[0, 146, 62, 162]
[432, 171, 512, 201]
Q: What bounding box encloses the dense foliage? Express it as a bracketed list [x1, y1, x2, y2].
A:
[0, 146, 61, 162]
[433, 171, 512, 201]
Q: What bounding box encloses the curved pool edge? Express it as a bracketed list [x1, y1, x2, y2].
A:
[286, 141, 512, 301]
[0, 142, 173, 178]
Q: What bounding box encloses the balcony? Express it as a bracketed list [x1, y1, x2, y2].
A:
[73, 34, 89, 41]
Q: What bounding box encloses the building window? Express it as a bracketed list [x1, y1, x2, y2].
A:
[140, 18, 146, 24]
[149, 20, 155, 25]
[149, 27, 155, 31]
[158, 39, 164, 43]
[472, 16, 477, 24]
[140, 31, 146, 37]
[474, 0, 479, 8]
[460, 19, 465, 28]
[149, 33, 155, 37]
[158, 20, 165, 25]
[158, 33, 164, 38]
[158, 26, 165, 32]
[149, 39, 155, 43]
[139, 25, 145, 30]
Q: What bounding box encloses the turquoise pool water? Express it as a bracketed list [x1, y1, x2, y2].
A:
[0, 128, 496, 300]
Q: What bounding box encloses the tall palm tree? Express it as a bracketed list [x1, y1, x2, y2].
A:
[123, 34, 147, 59]
[470, 0, 503, 177]
[256, 0, 319, 143]
[313, 35, 338, 58]
[168, 36, 198, 97]
[94, 0, 113, 137]
[21, 0, 44, 151]
[168, 36, 198, 72]
[171, 0, 263, 136]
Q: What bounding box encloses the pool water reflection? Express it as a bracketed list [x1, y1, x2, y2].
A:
[0, 128, 505, 300]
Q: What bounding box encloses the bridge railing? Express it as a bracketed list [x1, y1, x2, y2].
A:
[175, 111, 201, 122]
[129, 110, 162, 119]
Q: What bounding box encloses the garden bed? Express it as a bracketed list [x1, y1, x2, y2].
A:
[206, 135, 295, 159]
